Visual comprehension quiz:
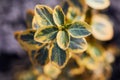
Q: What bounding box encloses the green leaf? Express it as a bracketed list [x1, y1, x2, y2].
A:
[35, 5, 55, 27]
[34, 26, 58, 43]
[14, 29, 43, 51]
[53, 5, 65, 27]
[85, 0, 110, 10]
[57, 30, 70, 50]
[68, 22, 91, 38]
[49, 41, 69, 68]
[34, 45, 49, 65]
[69, 37, 87, 53]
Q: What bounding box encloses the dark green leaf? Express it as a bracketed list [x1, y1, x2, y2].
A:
[49, 41, 69, 68]
[57, 30, 70, 50]
[53, 5, 65, 27]
[35, 5, 55, 27]
[68, 22, 91, 38]
[35, 45, 49, 65]
[14, 29, 43, 51]
[69, 37, 87, 53]
[34, 26, 58, 43]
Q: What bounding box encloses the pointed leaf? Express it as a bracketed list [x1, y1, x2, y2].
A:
[34, 45, 49, 65]
[85, 0, 110, 10]
[34, 26, 58, 43]
[53, 5, 65, 27]
[14, 29, 43, 51]
[57, 30, 70, 50]
[35, 5, 55, 27]
[69, 37, 87, 53]
[49, 41, 69, 68]
[68, 22, 91, 38]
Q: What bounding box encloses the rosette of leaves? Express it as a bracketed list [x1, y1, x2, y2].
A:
[85, 0, 110, 10]
[33, 5, 91, 68]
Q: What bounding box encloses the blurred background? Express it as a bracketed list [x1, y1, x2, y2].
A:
[0, 0, 120, 80]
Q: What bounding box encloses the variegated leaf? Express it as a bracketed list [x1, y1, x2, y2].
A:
[49, 41, 69, 68]
[35, 5, 55, 27]
[68, 22, 91, 38]
[91, 14, 113, 41]
[44, 63, 61, 79]
[34, 45, 49, 65]
[34, 26, 58, 43]
[67, 0, 87, 13]
[66, 7, 81, 22]
[87, 44, 105, 61]
[32, 17, 40, 30]
[53, 5, 65, 27]
[26, 10, 34, 29]
[57, 30, 70, 50]
[14, 29, 43, 51]
[85, 0, 110, 10]
[69, 37, 87, 53]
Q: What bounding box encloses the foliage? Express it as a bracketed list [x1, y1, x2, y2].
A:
[14, 0, 115, 80]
